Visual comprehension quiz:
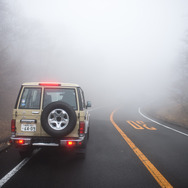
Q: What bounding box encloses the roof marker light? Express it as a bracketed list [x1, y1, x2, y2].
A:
[39, 83, 61, 86]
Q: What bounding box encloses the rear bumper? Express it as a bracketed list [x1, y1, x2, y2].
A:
[10, 136, 85, 147]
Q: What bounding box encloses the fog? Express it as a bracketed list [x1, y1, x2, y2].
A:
[5, 0, 188, 107]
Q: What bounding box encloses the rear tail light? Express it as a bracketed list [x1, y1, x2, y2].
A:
[79, 121, 85, 136]
[66, 141, 83, 147]
[68, 141, 73, 146]
[15, 139, 25, 145]
[11, 119, 16, 134]
[67, 141, 76, 146]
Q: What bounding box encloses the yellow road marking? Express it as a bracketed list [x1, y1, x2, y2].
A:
[127, 121, 144, 129]
[110, 110, 173, 188]
[127, 120, 157, 130]
[143, 124, 157, 130]
[137, 121, 157, 130]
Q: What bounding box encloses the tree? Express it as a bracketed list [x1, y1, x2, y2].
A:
[173, 32, 188, 113]
[0, 1, 27, 118]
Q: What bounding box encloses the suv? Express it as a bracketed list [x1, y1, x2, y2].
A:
[10, 82, 91, 158]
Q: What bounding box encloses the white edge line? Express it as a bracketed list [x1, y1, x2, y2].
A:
[0, 149, 40, 187]
[138, 107, 188, 137]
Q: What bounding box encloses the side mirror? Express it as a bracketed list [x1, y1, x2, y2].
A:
[86, 101, 92, 108]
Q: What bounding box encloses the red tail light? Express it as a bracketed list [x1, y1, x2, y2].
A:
[39, 83, 61, 86]
[67, 141, 76, 147]
[11, 119, 16, 133]
[15, 139, 25, 145]
[79, 121, 85, 136]
[18, 139, 24, 144]
[68, 141, 73, 146]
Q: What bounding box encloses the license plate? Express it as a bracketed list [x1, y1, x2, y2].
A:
[21, 124, 36, 132]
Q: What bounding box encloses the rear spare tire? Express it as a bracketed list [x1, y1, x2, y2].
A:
[41, 102, 77, 138]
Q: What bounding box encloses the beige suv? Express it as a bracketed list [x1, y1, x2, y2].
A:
[10, 82, 91, 158]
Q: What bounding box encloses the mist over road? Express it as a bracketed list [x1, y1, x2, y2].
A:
[1, 0, 188, 109]
[0, 105, 188, 188]
[1, 1, 188, 187]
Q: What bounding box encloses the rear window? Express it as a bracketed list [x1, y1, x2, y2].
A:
[19, 88, 42, 109]
[43, 88, 77, 110]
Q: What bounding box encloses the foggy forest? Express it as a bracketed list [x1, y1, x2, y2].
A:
[0, 0, 188, 142]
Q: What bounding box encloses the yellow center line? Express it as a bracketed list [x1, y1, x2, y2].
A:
[110, 109, 173, 188]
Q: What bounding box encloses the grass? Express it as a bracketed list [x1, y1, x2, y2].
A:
[146, 102, 188, 129]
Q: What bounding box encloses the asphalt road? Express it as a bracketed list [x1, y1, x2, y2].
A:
[0, 105, 188, 188]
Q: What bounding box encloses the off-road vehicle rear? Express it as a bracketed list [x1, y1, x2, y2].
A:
[10, 82, 91, 158]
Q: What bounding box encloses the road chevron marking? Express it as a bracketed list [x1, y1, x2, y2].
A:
[110, 109, 173, 188]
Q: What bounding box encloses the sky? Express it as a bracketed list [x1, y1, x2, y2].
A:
[8, 0, 188, 106]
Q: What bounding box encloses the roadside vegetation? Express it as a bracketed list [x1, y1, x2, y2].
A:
[0, 120, 10, 142]
[148, 33, 188, 129]
[0, 2, 23, 143]
[0, 2, 46, 144]
[146, 102, 188, 129]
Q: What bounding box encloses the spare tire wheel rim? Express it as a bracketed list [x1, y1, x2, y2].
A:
[48, 109, 69, 130]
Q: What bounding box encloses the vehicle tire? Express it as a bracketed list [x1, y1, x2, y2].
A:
[41, 102, 77, 138]
[80, 134, 88, 149]
[76, 147, 86, 159]
[87, 127, 90, 140]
